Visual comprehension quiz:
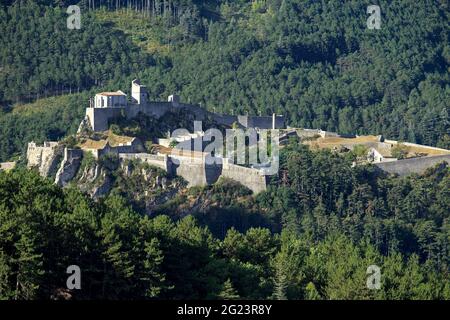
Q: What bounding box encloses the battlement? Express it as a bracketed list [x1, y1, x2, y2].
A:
[27, 141, 63, 177]
[27, 141, 59, 150]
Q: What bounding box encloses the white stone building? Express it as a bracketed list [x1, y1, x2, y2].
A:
[94, 90, 127, 108]
[367, 147, 397, 163]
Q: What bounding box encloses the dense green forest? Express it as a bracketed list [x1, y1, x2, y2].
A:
[0, 0, 449, 163]
[0, 94, 87, 161]
[0, 142, 449, 299]
[0, 2, 149, 102]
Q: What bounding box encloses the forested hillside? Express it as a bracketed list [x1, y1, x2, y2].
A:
[1, 143, 449, 299]
[0, 94, 87, 161]
[0, 0, 449, 163]
[0, 1, 149, 103]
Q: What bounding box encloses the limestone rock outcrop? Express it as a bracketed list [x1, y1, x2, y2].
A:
[55, 148, 83, 187]
[90, 169, 113, 198]
[77, 115, 93, 135]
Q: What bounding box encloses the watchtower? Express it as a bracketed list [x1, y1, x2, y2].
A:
[131, 79, 148, 105]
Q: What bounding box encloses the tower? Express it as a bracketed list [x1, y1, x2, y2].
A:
[131, 79, 148, 105]
[168, 94, 180, 106]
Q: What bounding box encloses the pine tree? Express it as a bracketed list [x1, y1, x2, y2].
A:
[0, 249, 12, 299]
[273, 266, 287, 300]
[218, 279, 239, 300]
[305, 282, 321, 300]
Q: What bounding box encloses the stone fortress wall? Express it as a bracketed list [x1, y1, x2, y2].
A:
[374, 155, 450, 176]
[117, 152, 267, 193]
[86, 107, 124, 132]
[221, 159, 268, 194]
[27, 141, 63, 177]
[384, 139, 450, 153]
[118, 153, 171, 172]
[27, 137, 450, 195]
[87, 80, 285, 132]
[170, 155, 223, 187]
[87, 101, 285, 132]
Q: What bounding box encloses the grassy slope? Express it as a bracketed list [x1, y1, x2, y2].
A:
[93, 8, 172, 56]
[11, 93, 87, 115]
[0, 93, 89, 162]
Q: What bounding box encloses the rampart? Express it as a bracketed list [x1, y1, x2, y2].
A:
[118, 153, 171, 172]
[374, 155, 450, 176]
[27, 141, 63, 177]
[222, 160, 267, 194]
[384, 140, 450, 153]
[86, 107, 125, 132]
[119, 152, 268, 194]
[169, 155, 222, 187]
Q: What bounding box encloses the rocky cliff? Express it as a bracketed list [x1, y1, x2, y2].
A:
[55, 148, 83, 187]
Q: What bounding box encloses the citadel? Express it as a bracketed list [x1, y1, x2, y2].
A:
[26, 80, 285, 194]
[21, 80, 450, 196]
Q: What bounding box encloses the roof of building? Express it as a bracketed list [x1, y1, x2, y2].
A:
[108, 134, 137, 146]
[97, 90, 127, 97]
[79, 139, 108, 150]
[132, 79, 146, 87]
[79, 132, 137, 151]
[0, 162, 16, 171]
[369, 145, 395, 158]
